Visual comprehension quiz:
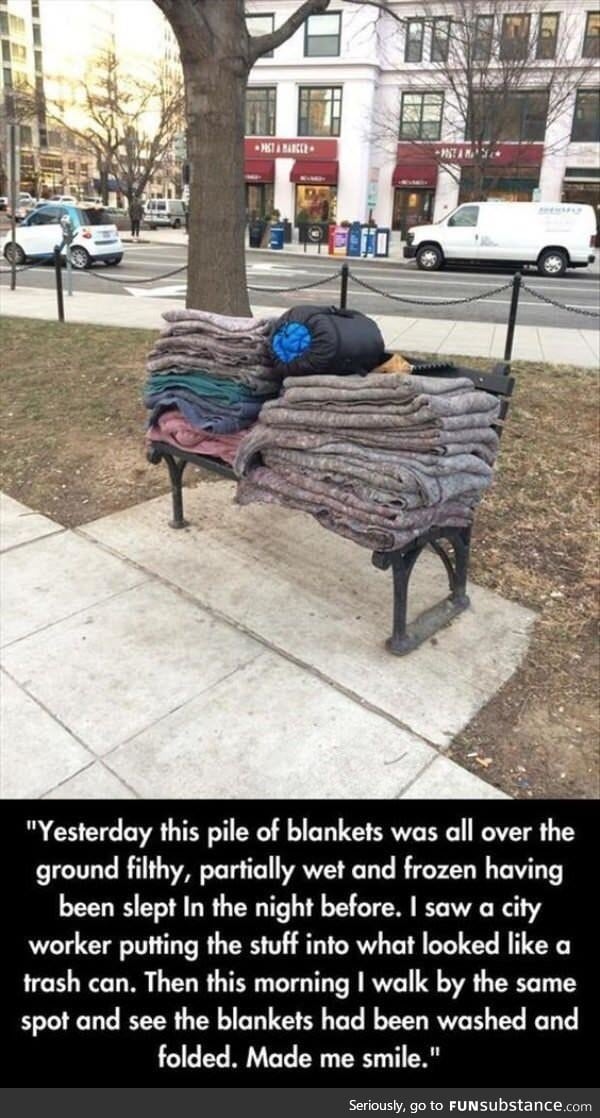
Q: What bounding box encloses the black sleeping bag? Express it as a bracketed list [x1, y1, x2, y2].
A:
[269, 304, 385, 379]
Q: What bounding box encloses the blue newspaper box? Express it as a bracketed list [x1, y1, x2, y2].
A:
[346, 221, 362, 257]
[269, 225, 284, 250]
[374, 227, 390, 257]
[360, 224, 377, 256]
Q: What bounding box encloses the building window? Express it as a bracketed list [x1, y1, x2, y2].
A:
[399, 92, 444, 141]
[471, 91, 548, 142]
[582, 12, 600, 57]
[33, 25, 41, 46]
[571, 89, 600, 142]
[298, 86, 342, 136]
[246, 13, 274, 58]
[304, 11, 341, 56]
[405, 19, 424, 62]
[295, 184, 337, 225]
[0, 12, 8, 34]
[2, 41, 11, 63]
[473, 15, 493, 61]
[431, 18, 450, 62]
[20, 125, 32, 145]
[536, 12, 559, 59]
[11, 43, 26, 63]
[9, 14, 26, 36]
[2, 66, 12, 89]
[500, 13, 530, 60]
[245, 86, 276, 135]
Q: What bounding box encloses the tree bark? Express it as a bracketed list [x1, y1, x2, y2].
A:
[184, 53, 250, 315]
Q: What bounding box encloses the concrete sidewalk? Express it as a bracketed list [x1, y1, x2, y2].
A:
[3, 283, 599, 366]
[1, 489, 535, 800]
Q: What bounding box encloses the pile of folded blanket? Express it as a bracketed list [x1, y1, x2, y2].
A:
[145, 308, 279, 465]
[234, 372, 501, 551]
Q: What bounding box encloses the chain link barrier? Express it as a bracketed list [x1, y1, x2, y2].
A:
[347, 269, 514, 307]
[247, 270, 340, 294]
[520, 280, 600, 318]
[0, 252, 55, 274]
[83, 263, 188, 285]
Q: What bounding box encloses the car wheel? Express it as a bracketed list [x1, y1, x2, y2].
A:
[416, 244, 443, 271]
[172, 218, 181, 229]
[3, 242, 25, 265]
[538, 248, 567, 277]
[70, 246, 90, 269]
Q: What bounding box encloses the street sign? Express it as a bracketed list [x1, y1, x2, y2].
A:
[367, 182, 378, 208]
[174, 133, 187, 161]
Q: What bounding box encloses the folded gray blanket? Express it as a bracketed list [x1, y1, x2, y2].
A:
[234, 422, 500, 472]
[162, 308, 273, 333]
[237, 466, 473, 551]
[281, 373, 476, 397]
[145, 353, 280, 393]
[259, 402, 499, 433]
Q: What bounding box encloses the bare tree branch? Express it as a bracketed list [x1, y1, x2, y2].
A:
[248, 0, 331, 65]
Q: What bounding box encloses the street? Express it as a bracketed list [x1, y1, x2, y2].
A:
[2, 239, 599, 328]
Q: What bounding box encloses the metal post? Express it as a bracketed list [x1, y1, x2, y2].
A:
[340, 262, 349, 310]
[66, 244, 72, 296]
[503, 271, 522, 364]
[9, 122, 17, 291]
[53, 246, 64, 322]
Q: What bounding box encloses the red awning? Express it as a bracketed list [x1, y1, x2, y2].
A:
[290, 160, 338, 185]
[392, 162, 438, 188]
[244, 158, 275, 183]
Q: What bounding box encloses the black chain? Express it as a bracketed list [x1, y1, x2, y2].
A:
[348, 270, 513, 306]
[521, 281, 600, 318]
[0, 253, 55, 274]
[83, 263, 188, 284]
[247, 270, 340, 294]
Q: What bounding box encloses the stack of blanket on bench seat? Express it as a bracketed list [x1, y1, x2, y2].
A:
[145, 309, 279, 465]
[234, 373, 501, 551]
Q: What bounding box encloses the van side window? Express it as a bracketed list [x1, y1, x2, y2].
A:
[448, 205, 479, 228]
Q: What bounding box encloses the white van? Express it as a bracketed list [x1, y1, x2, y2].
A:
[404, 202, 597, 277]
[143, 198, 186, 229]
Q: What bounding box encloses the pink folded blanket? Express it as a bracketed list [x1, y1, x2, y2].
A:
[147, 409, 248, 465]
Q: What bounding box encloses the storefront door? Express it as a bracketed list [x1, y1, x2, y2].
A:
[392, 189, 434, 237]
[245, 182, 274, 221]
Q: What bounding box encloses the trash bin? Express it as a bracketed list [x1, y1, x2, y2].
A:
[270, 224, 285, 250]
[346, 221, 362, 257]
[328, 225, 350, 256]
[248, 220, 265, 248]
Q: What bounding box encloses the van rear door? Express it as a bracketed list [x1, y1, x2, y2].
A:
[442, 204, 482, 260]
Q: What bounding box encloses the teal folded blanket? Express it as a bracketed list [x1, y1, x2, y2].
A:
[146, 371, 272, 405]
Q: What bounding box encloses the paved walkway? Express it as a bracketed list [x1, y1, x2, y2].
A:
[3, 284, 599, 366]
[1, 489, 535, 800]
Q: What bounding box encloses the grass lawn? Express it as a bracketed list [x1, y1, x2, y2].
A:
[1, 315, 598, 799]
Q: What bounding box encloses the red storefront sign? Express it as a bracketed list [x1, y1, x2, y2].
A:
[290, 160, 338, 184]
[396, 142, 543, 166]
[244, 159, 275, 182]
[245, 137, 338, 160]
[392, 162, 438, 187]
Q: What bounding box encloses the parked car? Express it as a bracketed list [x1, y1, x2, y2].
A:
[103, 205, 130, 232]
[404, 201, 597, 277]
[50, 194, 79, 204]
[0, 196, 8, 211]
[1, 202, 123, 268]
[143, 198, 186, 228]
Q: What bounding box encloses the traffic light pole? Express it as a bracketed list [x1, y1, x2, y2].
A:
[9, 122, 17, 291]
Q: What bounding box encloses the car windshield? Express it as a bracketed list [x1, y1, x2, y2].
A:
[75, 207, 112, 225]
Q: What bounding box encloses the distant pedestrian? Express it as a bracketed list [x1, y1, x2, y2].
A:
[129, 196, 143, 241]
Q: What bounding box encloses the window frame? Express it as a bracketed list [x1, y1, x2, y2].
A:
[582, 11, 600, 57]
[304, 10, 341, 57]
[500, 12, 531, 60]
[246, 12, 275, 59]
[473, 14, 494, 62]
[536, 12, 559, 59]
[448, 204, 479, 228]
[470, 89, 549, 143]
[431, 17, 451, 62]
[405, 18, 425, 63]
[298, 85, 342, 137]
[398, 91, 445, 141]
[245, 85, 277, 136]
[571, 88, 600, 142]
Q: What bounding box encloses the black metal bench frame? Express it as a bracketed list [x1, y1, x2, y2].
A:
[147, 360, 514, 655]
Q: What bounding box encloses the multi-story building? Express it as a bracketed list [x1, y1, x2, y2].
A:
[0, 0, 182, 199]
[244, 0, 599, 238]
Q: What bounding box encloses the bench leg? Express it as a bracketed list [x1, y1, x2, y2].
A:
[373, 527, 472, 656]
[147, 447, 189, 529]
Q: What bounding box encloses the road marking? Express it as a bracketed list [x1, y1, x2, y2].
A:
[125, 284, 187, 298]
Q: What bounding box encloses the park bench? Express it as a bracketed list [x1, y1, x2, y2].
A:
[147, 358, 514, 655]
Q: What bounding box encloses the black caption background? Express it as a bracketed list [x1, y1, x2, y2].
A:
[1, 799, 596, 1088]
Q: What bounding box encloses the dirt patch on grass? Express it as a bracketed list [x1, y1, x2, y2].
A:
[1, 319, 598, 798]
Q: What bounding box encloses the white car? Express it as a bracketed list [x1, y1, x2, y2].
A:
[1, 202, 123, 268]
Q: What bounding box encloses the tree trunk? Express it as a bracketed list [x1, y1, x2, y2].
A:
[184, 54, 250, 315]
[99, 165, 109, 206]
